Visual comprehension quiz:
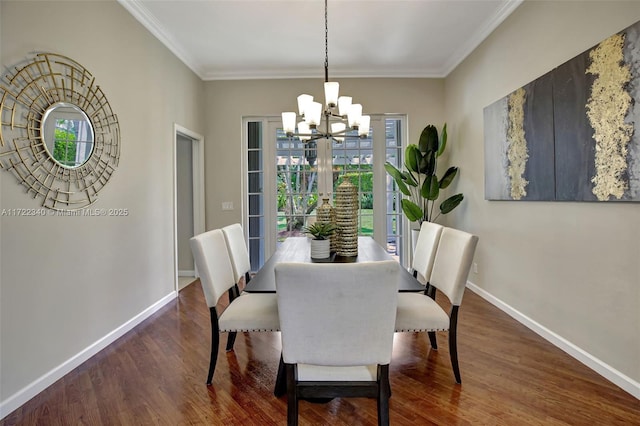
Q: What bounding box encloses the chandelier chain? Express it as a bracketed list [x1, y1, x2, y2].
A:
[324, 0, 329, 82]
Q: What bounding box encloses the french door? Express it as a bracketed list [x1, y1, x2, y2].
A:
[244, 115, 407, 271]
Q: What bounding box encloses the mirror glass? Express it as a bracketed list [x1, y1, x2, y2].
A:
[41, 102, 95, 168]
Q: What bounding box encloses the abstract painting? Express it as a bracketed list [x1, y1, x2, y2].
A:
[484, 20, 640, 202]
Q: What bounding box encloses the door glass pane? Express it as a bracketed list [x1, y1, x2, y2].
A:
[385, 118, 404, 262]
[247, 121, 264, 270]
[276, 130, 318, 242]
[331, 128, 373, 236]
[248, 194, 263, 215]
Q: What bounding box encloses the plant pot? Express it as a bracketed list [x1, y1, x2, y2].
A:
[310, 239, 331, 259]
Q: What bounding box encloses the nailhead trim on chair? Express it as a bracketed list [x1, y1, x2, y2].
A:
[220, 327, 280, 332]
[394, 327, 448, 332]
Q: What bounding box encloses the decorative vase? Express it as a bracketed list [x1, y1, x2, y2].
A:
[335, 180, 358, 257]
[317, 194, 338, 253]
[310, 238, 331, 259]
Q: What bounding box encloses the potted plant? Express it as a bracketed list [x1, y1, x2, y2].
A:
[303, 222, 337, 259]
[384, 123, 463, 226]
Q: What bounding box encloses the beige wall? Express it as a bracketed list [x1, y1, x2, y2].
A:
[203, 78, 445, 230]
[445, 0, 640, 386]
[2, 0, 638, 414]
[0, 0, 205, 406]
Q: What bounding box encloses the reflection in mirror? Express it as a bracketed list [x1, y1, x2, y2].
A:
[41, 102, 94, 168]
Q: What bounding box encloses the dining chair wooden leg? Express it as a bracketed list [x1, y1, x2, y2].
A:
[425, 284, 439, 350]
[428, 331, 438, 350]
[207, 307, 220, 385]
[377, 364, 390, 426]
[225, 286, 240, 352]
[286, 364, 299, 426]
[274, 354, 287, 397]
[225, 333, 237, 352]
[449, 306, 461, 384]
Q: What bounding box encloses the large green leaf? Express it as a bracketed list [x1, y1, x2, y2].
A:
[436, 123, 447, 157]
[439, 193, 464, 214]
[422, 149, 436, 176]
[422, 175, 440, 200]
[384, 162, 403, 182]
[419, 125, 439, 153]
[384, 162, 411, 195]
[403, 170, 418, 187]
[404, 144, 421, 173]
[439, 166, 458, 189]
[401, 199, 424, 222]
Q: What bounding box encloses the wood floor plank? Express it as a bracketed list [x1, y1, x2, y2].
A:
[2, 281, 638, 425]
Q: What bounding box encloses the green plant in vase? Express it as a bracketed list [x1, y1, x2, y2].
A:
[302, 222, 337, 240]
[384, 123, 463, 224]
[303, 222, 337, 260]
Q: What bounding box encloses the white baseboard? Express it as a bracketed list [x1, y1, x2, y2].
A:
[0, 291, 178, 419]
[466, 281, 640, 400]
[178, 269, 195, 277]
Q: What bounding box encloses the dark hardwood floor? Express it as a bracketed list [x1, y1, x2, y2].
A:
[2, 280, 639, 425]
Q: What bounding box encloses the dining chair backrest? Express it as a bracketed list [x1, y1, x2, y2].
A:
[190, 229, 236, 308]
[221, 223, 252, 284]
[430, 227, 479, 306]
[275, 260, 400, 367]
[412, 221, 444, 283]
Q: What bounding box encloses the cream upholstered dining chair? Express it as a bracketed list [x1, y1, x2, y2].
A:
[275, 260, 400, 426]
[222, 223, 252, 288]
[411, 221, 444, 350]
[412, 221, 444, 287]
[221, 223, 253, 351]
[190, 229, 279, 385]
[395, 227, 479, 383]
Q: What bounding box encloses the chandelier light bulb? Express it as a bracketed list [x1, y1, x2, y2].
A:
[298, 121, 311, 140]
[305, 101, 323, 127]
[324, 82, 339, 108]
[282, 112, 297, 135]
[297, 94, 313, 116]
[337, 96, 352, 116]
[358, 115, 370, 137]
[347, 103, 362, 128]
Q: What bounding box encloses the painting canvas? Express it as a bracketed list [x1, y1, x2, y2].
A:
[484, 19, 640, 202]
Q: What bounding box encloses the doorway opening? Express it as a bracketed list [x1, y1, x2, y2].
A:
[173, 124, 205, 292]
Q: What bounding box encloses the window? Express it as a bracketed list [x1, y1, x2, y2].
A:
[42, 104, 94, 168]
[247, 122, 265, 271]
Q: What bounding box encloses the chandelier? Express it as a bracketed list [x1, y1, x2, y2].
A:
[281, 0, 369, 144]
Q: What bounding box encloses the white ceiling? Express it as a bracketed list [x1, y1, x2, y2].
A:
[118, 0, 523, 81]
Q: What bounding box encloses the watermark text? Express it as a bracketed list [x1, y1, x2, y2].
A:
[1, 208, 130, 217]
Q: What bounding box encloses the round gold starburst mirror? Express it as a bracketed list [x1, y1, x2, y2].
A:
[0, 52, 120, 210]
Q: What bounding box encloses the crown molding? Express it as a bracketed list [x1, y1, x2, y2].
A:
[441, 0, 524, 76]
[117, 0, 207, 79]
[201, 67, 448, 81]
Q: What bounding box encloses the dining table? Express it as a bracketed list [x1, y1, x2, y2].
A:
[243, 236, 426, 293]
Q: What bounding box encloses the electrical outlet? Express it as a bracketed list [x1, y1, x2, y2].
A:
[473, 262, 478, 274]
